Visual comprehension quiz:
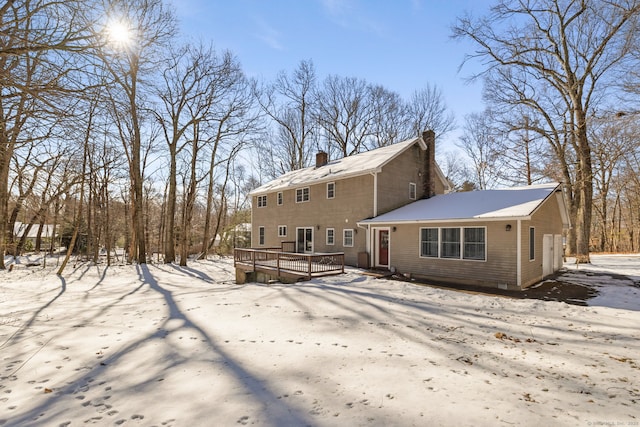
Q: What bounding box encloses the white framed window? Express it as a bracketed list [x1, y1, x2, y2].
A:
[259, 226, 265, 245]
[463, 227, 486, 260]
[421, 227, 486, 261]
[441, 227, 461, 258]
[278, 225, 287, 237]
[420, 228, 438, 258]
[343, 229, 354, 247]
[409, 182, 417, 200]
[257, 195, 267, 207]
[327, 182, 335, 199]
[326, 228, 335, 245]
[296, 187, 310, 203]
[277, 192, 283, 205]
[529, 227, 535, 261]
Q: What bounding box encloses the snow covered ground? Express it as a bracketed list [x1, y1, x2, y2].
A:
[1, 254, 638, 426]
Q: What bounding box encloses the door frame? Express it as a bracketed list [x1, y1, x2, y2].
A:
[372, 227, 391, 268]
[296, 227, 314, 253]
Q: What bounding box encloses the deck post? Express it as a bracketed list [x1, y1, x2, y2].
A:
[308, 256, 312, 280]
[277, 253, 281, 276]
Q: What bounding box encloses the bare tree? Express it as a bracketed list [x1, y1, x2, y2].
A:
[405, 84, 456, 139]
[457, 110, 506, 189]
[97, 0, 176, 264]
[453, 0, 640, 262]
[0, 0, 95, 269]
[254, 59, 317, 177]
[314, 75, 373, 157]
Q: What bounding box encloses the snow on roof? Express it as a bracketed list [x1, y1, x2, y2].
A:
[360, 183, 562, 224]
[250, 137, 423, 195]
[13, 222, 56, 238]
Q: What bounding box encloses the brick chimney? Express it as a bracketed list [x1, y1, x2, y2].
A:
[422, 130, 436, 198]
[316, 151, 328, 168]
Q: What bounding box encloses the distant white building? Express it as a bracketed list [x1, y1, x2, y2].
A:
[13, 221, 56, 243]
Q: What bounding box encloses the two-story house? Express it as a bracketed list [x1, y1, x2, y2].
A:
[249, 130, 571, 290]
[249, 130, 450, 268]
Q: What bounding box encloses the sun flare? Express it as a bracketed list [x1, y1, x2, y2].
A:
[106, 19, 133, 47]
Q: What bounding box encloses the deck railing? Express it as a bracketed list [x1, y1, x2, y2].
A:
[234, 247, 344, 280]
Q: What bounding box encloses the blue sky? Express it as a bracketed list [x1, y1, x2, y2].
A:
[168, 0, 490, 149]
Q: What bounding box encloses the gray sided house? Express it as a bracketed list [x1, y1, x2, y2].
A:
[357, 183, 571, 289]
[249, 131, 450, 266]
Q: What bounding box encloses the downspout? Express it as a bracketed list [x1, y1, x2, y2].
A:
[370, 171, 379, 268]
[371, 172, 378, 217]
[516, 219, 522, 288]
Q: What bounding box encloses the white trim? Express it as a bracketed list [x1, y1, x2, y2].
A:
[372, 172, 378, 217]
[326, 182, 335, 199]
[417, 226, 487, 262]
[372, 227, 391, 267]
[529, 226, 536, 261]
[296, 227, 314, 253]
[343, 229, 354, 247]
[326, 228, 335, 245]
[295, 187, 310, 203]
[517, 220, 522, 287]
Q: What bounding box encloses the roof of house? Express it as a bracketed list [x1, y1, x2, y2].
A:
[250, 136, 445, 195]
[13, 222, 56, 238]
[358, 183, 570, 226]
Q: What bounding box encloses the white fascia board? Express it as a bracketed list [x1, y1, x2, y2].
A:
[359, 216, 531, 226]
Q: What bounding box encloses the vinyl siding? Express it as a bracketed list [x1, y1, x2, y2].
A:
[386, 221, 518, 288]
[377, 144, 428, 214]
[376, 192, 565, 289]
[252, 174, 374, 265]
[519, 192, 566, 288]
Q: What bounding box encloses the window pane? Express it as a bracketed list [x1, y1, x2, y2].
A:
[344, 229, 354, 247]
[463, 227, 485, 260]
[529, 228, 535, 260]
[420, 228, 438, 257]
[441, 228, 460, 258]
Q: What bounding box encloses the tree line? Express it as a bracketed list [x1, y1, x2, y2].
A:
[1, 0, 639, 272]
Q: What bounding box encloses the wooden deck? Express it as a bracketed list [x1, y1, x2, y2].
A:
[234, 247, 344, 282]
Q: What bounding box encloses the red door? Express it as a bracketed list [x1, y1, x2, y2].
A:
[378, 229, 389, 266]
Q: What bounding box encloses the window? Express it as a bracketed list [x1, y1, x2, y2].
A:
[257, 195, 267, 207]
[296, 187, 310, 203]
[420, 228, 438, 257]
[326, 228, 335, 245]
[440, 228, 460, 258]
[277, 192, 283, 205]
[463, 227, 486, 260]
[343, 229, 354, 247]
[278, 225, 287, 237]
[327, 182, 335, 199]
[409, 182, 417, 200]
[259, 226, 265, 245]
[421, 227, 486, 261]
[529, 227, 535, 260]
